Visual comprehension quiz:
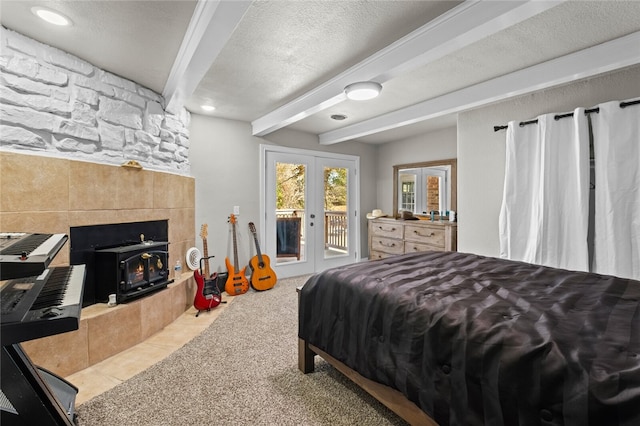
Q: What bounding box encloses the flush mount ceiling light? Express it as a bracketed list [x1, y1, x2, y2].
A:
[31, 7, 72, 26]
[201, 105, 216, 112]
[344, 81, 382, 101]
[331, 114, 347, 121]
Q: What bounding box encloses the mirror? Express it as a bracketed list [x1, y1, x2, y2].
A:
[393, 159, 457, 218]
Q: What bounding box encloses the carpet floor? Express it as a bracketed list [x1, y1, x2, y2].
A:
[76, 274, 406, 425]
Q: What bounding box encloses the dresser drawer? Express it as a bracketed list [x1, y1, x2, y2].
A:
[369, 250, 397, 260]
[368, 218, 456, 259]
[405, 241, 445, 253]
[404, 224, 445, 247]
[371, 236, 404, 255]
[369, 222, 403, 239]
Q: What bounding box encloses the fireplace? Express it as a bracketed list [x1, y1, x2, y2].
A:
[70, 220, 171, 306]
[94, 241, 171, 304]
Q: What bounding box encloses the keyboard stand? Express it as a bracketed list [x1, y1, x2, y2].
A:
[1, 343, 77, 425]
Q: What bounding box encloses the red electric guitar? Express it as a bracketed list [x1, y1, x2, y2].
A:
[225, 214, 249, 295]
[248, 222, 277, 291]
[193, 224, 222, 316]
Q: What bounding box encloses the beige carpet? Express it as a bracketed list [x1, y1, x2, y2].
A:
[76, 274, 406, 425]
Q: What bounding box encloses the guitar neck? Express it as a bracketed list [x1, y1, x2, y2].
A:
[252, 232, 264, 264]
[202, 239, 210, 277]
[232, 222, 239, 271]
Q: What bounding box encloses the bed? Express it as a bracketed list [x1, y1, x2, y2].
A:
[298, 251, 640, 425]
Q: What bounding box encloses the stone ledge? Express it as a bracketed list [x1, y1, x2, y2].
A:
[22, 274, 197, 377]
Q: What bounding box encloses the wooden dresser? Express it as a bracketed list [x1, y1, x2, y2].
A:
[368, 217, 457, 260]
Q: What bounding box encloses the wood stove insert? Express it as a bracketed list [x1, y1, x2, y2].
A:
[94, 241, 172, 304]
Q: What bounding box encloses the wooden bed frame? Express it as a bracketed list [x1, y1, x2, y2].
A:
[297, 287, 438, 426]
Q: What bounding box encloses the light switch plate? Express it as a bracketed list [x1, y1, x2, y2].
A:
[233, 205, 240, 216]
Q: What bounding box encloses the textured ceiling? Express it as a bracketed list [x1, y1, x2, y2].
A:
[294, 0, 640, 138]
[185, 1, 460, 120]
[0, 0, 197, 94]
[1, 1, 640, 144]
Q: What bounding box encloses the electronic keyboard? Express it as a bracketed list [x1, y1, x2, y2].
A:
[0, 233, 68, 280]
[1, 265, 85, 345]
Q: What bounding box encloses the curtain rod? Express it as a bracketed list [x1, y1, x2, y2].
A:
[493, 99, 640, 132]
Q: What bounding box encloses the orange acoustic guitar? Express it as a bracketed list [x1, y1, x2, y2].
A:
[248, 222, 277, 291]
[225, 214, 249, 295]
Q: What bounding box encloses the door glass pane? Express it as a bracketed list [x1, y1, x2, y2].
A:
[399, 173, 417, 212]
[275, 162, 305, 264]
[424, 171, 447, 214]
[426, 175, 441, 213]
[402, 180, 416, 211]
[323, 167, 348, 258]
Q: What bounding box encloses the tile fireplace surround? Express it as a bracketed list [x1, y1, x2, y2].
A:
[0, 151, 196, 376]
[23, 274, 197, 377]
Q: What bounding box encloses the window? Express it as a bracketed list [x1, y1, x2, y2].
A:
[401, 180, 415, 211]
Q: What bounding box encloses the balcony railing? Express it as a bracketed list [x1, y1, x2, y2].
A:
[275, 210, 348, 253]
[324, 211, 347, 251]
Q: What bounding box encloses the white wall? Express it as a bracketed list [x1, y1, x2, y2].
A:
[188, 116, 258, 273]
[376, 126, 457, 215]
[188, 115, 378, 271]
[458, 65, 640, 257]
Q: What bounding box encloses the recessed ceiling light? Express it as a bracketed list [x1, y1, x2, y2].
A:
[344, 81, 382, 101]
[201, 105, 215, 112]
[31, 7, 72, 26]
[331, 114, 347, 121]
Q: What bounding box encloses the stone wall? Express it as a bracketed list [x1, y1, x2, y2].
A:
[0, 27, 190, 175]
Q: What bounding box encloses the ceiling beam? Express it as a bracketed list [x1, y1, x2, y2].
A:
[163, 0, 251, 114]
[319, 31, 640, 144]
[251, 0, 564, 137]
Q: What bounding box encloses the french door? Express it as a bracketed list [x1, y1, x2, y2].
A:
[261, 146, 359, 278]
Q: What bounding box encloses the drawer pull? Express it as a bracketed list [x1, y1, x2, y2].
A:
[379, 226, 396, 231]
[379, 240, 396, 247]
[414, 230, 435, 237]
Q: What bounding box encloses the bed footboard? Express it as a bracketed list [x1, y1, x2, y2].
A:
[297, 335, 436, 425]
[297, 286, 316, 374]
[298, 337, 315, 373]
[297, 286, 436, 425]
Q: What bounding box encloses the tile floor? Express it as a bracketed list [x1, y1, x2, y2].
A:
[67, 299, 235, 405]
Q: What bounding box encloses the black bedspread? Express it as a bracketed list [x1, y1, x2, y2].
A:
[298, 251, 640, 426]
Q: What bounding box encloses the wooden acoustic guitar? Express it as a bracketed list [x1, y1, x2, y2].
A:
[225, 214, 249, 295]
[193, 224, 221, 315]
[248, 222, 277, 291]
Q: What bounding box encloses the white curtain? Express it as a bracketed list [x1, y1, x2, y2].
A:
[499, 109, 590, 271]
[591, 101, 640, 280]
